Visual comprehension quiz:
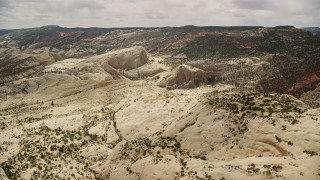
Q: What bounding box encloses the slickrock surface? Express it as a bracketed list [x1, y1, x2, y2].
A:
[1, 26, 320, 179]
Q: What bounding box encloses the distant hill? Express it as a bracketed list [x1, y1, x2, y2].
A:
[0, 29, 15, 36]
[301, 27, 320, 35]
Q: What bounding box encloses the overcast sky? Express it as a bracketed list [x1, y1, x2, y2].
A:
[0, 0, 319, 29]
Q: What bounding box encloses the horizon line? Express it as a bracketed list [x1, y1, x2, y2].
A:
[2, 24, 319, 30]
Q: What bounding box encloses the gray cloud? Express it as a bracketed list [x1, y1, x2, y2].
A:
[0, 0, 10, 8]
[190, 1, 208, 11]
[0, 0, 319, 29]
[232, 0, 273, 10]
[143, 10, 170, 20]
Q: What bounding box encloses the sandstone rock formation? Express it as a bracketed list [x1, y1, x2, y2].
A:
[106, 46, 148, 70]
[159, 64, 217, 89]
[173, 53, 187, 59]
[0, 46, 151, 99]
[0, 52, 62, 84]
[125, 64, 166, 80]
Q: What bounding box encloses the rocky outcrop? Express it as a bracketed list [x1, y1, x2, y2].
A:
[69, 46, 149, 79]
[159, 64, 217, 89]
[173, 53, 187, 59]
[0, 73, 79, 97]
[106, 46, 148, 70]
[0, 52, 62, 84]
[125, 63, 167, 80]
[0, 46, 150, 98]
[300, 84, 320, 108]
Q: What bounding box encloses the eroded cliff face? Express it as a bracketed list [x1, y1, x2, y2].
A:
[0, 26, 320, 180]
